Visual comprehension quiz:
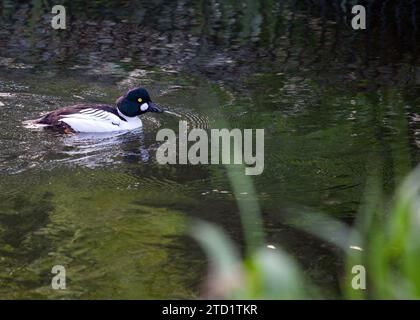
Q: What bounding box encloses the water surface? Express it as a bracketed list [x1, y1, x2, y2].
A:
[0, 0, 419, 298]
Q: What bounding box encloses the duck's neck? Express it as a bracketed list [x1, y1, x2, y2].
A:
[117, 108, 142, 129]
[117, 108, 134, 121]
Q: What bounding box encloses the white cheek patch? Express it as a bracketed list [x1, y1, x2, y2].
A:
[140, 103, 149, 112]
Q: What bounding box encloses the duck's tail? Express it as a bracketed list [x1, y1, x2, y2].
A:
[22, 118, 50, 129]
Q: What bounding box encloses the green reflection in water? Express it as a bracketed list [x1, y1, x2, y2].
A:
[0, 168, 200, 299]
[0, 0, 418, 298]
[0, 62, 418, 298]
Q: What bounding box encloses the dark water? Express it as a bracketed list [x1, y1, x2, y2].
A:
[0, 0, 419, 298]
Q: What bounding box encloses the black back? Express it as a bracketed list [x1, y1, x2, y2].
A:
[36, 104, 126, 125]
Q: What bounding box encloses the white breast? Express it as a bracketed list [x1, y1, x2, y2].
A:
[59, 108, 142, 133]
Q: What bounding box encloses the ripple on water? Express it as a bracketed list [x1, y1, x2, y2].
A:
[162, 107, 211, 129]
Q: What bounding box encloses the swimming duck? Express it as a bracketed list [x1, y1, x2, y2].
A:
[32, 87, 163, 133]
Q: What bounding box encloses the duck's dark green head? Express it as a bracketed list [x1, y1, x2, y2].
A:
[116, 87, 163, 117]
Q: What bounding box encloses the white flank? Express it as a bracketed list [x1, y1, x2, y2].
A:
[59, 108, 142, 133]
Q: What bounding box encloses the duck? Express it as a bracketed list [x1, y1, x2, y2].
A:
[31, 87, 163, 133]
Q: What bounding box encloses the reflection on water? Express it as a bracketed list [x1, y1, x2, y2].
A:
[0, 0, 419, 299]
[0, 168, 202, 299]
[57, 130, 150, 168]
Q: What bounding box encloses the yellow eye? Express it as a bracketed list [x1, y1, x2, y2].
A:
[137, 98, 143, 103]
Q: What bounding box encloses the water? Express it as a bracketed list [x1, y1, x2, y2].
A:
[0, 0, 419, 298]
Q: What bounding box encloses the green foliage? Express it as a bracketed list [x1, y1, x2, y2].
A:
[344, 167, 420, 299]
[192, 221, 309, 299]
[193, 163, 420, 299]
